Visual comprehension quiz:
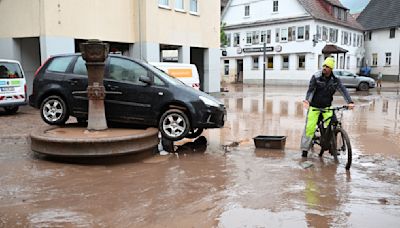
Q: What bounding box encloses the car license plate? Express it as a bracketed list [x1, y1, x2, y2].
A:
[1, 87, 14, 92]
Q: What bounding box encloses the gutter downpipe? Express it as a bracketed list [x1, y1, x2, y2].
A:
[138, 0, 143, 60]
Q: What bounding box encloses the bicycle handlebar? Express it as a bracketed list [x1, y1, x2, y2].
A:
[311, 105, 349, 112]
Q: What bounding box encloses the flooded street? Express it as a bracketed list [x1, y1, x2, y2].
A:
[1, 84, 400, 227]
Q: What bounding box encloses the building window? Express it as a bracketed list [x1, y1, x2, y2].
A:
[288, 27, 293, 41]
[339, 56, 344, 69]
[233, 33, 240, 47]
[252, 57, 259, 69]
[159, 0, 169, 7]
[367, 31, 372, 41]
[175, 0, 184, 10]
[372, 53, 378, 66]
[329, 28, 338, 43]
[298, 55, 305, 69]
[316, 25, 321, 40]
[252, 31, 260, 44]
[282, 55, 289, 69]
[267, 56, 274, 69]
[280, 28, 288, 42]
[244, 5, 250, 17]
[353, 33, 356, 46]
[297, 26, 304, 40]
[385, 53, 392, 65]
[224, 60, 229, 75]
[305, 25, 310, 40]
[261, 31, 266, 43]
[246, 32, 252, 45]
[390, 28, 395, 38]
[190, 0, 198, 13]
[275, 28, 280, 42]
[346, 56, 350, 69]
[322, 26, 328, 41]
[273, 1, 279, 12]
[226, 33, 231, 47]
[267, 30, 271, 43]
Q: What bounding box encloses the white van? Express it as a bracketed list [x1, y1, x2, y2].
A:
[149, 62, 200, 90]
[0, 59, 27, 114]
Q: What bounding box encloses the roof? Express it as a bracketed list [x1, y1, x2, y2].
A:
[297, 0, 363, 30]
[222, 0, 363, 31]
[322, 44, 348, 54]
[357, 0, 400, 30]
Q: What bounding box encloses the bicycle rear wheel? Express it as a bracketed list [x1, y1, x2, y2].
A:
[334, 128, 352, 170]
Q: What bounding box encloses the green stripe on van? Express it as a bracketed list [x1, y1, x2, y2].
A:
[10, 80, 21, 86]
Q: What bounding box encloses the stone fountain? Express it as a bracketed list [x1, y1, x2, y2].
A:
[30, 40, 159, 157]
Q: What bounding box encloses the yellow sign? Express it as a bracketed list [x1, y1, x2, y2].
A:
[167, 68, 192, 78]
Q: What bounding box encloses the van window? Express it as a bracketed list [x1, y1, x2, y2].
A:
[109, 57, 147, 85]
[0, 63, 23, 79]
[47, 56, 74, 73]
[73, 57, 88, 76]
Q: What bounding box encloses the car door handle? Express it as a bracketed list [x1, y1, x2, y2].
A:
[68, 79, 78, 85]
[106, 85, 119, 90]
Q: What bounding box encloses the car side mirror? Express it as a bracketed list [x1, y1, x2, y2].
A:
[139, 75, 151, 85]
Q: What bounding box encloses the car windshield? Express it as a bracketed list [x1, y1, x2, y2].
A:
[139, 61, 186, 86]
[0, 62, 23, 79]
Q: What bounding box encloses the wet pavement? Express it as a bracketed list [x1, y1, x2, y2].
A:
[1, 84, 400, 227]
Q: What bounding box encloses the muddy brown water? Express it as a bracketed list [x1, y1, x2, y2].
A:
[0, 84, 399, 227]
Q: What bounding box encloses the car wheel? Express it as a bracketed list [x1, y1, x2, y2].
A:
[185, 128, 204, 139]
[4, 106, 19, 114]
[159, 109, 190, 141]
[358, 82, 369, 91]
[40, 95, 69, 125]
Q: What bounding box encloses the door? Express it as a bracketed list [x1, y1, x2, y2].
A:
[68, 56, 89, 115]
[104, 57, 170, 125]
[236, 59, 243, 83]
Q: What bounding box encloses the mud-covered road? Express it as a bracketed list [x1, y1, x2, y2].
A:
[1, 84, 399, 227]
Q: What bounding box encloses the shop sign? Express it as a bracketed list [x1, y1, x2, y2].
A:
[242, 47, 273, 53]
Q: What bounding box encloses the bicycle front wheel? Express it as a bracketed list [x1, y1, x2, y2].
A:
[334, 128, 352, 170]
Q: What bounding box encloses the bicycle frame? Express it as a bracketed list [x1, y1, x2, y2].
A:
[312, 106, 346, 152]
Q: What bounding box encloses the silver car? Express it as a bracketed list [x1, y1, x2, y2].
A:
[333, 70, 376, 91]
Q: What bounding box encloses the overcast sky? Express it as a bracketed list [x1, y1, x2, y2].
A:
[340, 0, 370, 13]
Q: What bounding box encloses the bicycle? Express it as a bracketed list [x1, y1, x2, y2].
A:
[311, 106, 352, 170]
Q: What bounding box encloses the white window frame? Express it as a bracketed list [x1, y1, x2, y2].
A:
[322, 26, 328, 41]
[246, 32, 252, 45]
[158, 0, 170, 9]
[267, 30, 271, 43]
[189, 0, 198, 14]
[260, 31, 266, 43]
[244, 5, 250, 17]
[385, 53, 392, 66]
[252, 31, 260, 44]
[280, 28, 288, 42]
[372, 53, 378, 66]
[252, 56, 259, 70]
[316, 25, 321, 40]
[175, 0, 184, 11]
[297, 26, 305, 40]
[226, 33, 231, 47]
[233, 33, 240, 47]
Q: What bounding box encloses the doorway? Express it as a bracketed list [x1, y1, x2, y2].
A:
[236, 59, 243, 83]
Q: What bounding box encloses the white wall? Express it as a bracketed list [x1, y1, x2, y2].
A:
[39, 36, 74, 63]
[364, 28, 400, 77]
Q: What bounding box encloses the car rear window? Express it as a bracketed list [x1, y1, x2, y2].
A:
[0, 62, 23, 79]
[46, 56, 74, 73]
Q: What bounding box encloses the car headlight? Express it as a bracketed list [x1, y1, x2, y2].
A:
[199, 96, 219, 107]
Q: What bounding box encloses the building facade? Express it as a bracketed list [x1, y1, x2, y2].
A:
[221, 0, 364, 85]
[357, 0, 400, 81]
[0, 0, 221, 93]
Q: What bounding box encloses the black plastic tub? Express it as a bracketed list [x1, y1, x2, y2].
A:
[253, 136, 286, 149]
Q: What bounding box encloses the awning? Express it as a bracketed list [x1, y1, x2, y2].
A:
[322, 44, 348, 54]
